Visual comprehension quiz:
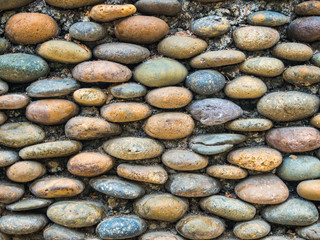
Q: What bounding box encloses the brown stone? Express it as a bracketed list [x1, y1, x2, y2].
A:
[0, 94, 29, 110]
[226, 118, 273, 132]
[6, 161, 46, 183]
[283, 65, 320, 86]
[297, 180, 320, 201]
[311, 113, 320, 128]
[0, 112, 6, 125]
[296, 1, 320, 16]
[272, 43, 313, 61]
[90, 4, 136, 22]
[73, 88, 107, 106]
[0, 182, 24, 204]
[240, 57, 284, 77]
[206, 165, 248, 179]
[45, 0, 104, 8]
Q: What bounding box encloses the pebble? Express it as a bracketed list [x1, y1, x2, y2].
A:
[72, 60, 131, 83]
[235, 174, 289, 204]
[5, 13, 58, 45]
[296, 222, 320, 240]
[45, 0, 104, 8]
[90, 4, 136, 22]
[158, 35, 207, 59]
[0, 182, 24, 204]
[37, 40, 92, 64]
[311, 113, 320, 128]
[297, 180, 320, 201]
[94, 43, 150, 64]
[288, 17, 320, 42]
[43, 224, 85, 240]
[65, 116, 121, 140]
[7, 161, 46, 182]
[227, 146, 282, 172]
[189, 98, 243, 126]
[247, 11, 289, 26]
[146, 87, 192, 109]
[140, 231, 184, 240]
[0, 122, 45, 148]
[176, 215, 225, 239]
[0, 80, 8, 95]
[110, 83, 147, 99]
[277, 155, 320, 181]
[191, 15, 230, 38]
[69, 22, 106, 41]
[233, 26, 280, 51]
[283, 65, 320, 86]
[226, 118, 273, 131]
[90, 176, 145, 199]
[6, 199, 52, 211]
[101, 102, 151, 122]
[262, 198, 319, 226]
[312, 52, 320, 67]
[135, 0, 181, 16]
[262, 236, 304, 240]
[166, 173, 220, 197]
[0, 0, 33, 10]
[26, 99, 79, 125]
[67, 152, 114, 177]
[0, 214, 48, 235]
[0, 93, 29, 110]
[190, 50, 246, 68]
[200, 195, 256, 221]
[115, 15, 169, 44]
[47, 201, 105, 228]
[240, 57, 284, 77]
[117, 164, 168, 184]
[30, 177, 84, 198]
[0, 38, 10, 55]
[134, 193, 188, 222]
[96, 215, 147, 239]
[0, 112, 6, 125]
[19, 140, 82, 159]
[206, 165, 248, 179]
[186, 70, 226, 95]
[144, 112, 194, 140]
[272, 43, 313, 61]
[73, 88, 107, 106]
[103, 137, 163, 160]
[0, 150, 19, 167]
[266, 127, 320, 153]
[296, 1, 320, 15]
[257, 91, 320, 122]
[134, 58, 187, 87]
[162, 149, 208, 171]
[233, 220, 271, 240]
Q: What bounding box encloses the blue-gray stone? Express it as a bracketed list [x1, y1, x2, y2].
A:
[110, 83, 147, 99]
[0, 150, 19, 167]
[247, 11, 289, 26]
[296, 222, 320, 240]
[0, 38, 10, 55]
[69, 22, 106, 42]
[191, 16, 231, 38]
[43, 224, 85, 240]
[6, 199, 53, 211]
[312, 53, 320, 67]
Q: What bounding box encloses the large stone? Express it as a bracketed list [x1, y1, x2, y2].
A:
[191, 16, 230, 38]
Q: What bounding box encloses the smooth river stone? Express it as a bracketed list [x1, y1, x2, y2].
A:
[115, 15, 169, 44]
[140, 231, 184, 240]
[0, 214, 48, 235]
[257, 91, 320, 122]
[67, 152, 114, 177]
[288, 17, 320, 42]
[200, 195, 256, 221]
[144, 112, 194, 140]
[94, 43, 150, 64]
[240, 57, 284, 77]
[69, 22, 106, 41]
[312, 52, 320, 67]
[0, 0, 33, 10]
[0, 122, 45, 148]
[191, 15, 230, 38]
[0, 182, 24, 204]
[7, 161, 46, 182]
[262, 198, 319, 226]
[206, 165, 248, 179]
[0, 112, 6, 125]
[266, 127, 320, 153]
[189, 98, 243, 126]
[45, 0, 104, 8]
[226, 118, 272, 132]
[162, 149, 208, 171]
[117, 164, 168, 184]
[0, 53, 49, 83]
[90, 176, 144, 199]
[6, 199, 52, 211]
[101, 102, 151, 122]
[158, 35, 207, 59]
[72, 60, 131, 83]
[0, 93, 29, 109]
[190, 133, 246, 155]
[0, 80, 8, 95]
[283, 65, 320, 86]
[272, 43, 313, 61]
[65, 116, 121, 140]
[134, 193, 188, 222]
[110, 83, 147, 99]
[90, 4, 136, 22]
[233, 220, 270, 240]
[96, 215, 147, 239]
[296, 222, 320, 240]
[43, 224, 85, 240]
[186, 70, 226, 95]
[296, 1, 320, 15]
[311, 113, 320, 128]
[235, 174, 289, 204]
[47, 201, 105, 228]
[0, 150, 19, 167]
[166, 173, 220, 197]
[146, 87, 192, 109]
[176, 215, 225, 239]
[297, 180, 320, 201]
[103, 137, 163, 160]
[247, 11, 289, 26]
[135, 0, 181, 16]
[134, 58, 187, 87]
[30, 177, 84, 198]
[19, 140, 82, 159]
[73, 88, 107, 106]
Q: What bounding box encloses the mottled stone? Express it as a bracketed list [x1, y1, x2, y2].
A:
[296, 1, 320, 15]
[288, 17, 320, 42]
[312, 52, 320, 67]
[226, 118, 272, 132]
[73, 88, 107, 106]
[69, 22, 106, 41]
[0, 150, 19, 167]
[272, 43, 313, 61]
[110, 83, 147, 99]
[0, 0, 33, 10]
[7, 161, 46, 182]
[0, 112, 6, 125]
[140, 232, 184, 240]
[0, 182, 24, 204]
[43, 224, 85, 240]
[90, 4, 136, 22]
[296, 222, 320, 239]
[233, 220, 270, 240]
[206, 165, 248, 179]
[191, 16, 230, 38]
[6, 199, 52, 211]
[297, 180, 320, 201]
[0, 38, 10, 55]
[45, 0, 104, 8]
[247, 11, 289, 26]
[135, 0, 181, 16]
[240, 57, 284, 77]
[0, 93, 29, 110]
[283, 65, 320, 86]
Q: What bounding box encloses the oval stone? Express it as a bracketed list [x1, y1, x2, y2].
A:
[235, 174, 289, 204]
[110, 83, 147, 99]
[296, 1, 320, 15]
[134, 58, 187, 87]
[296, 222, 320, 240]
[0, 182, 24, 204]
[240, 57, 284, 77]
[134, 193, 188, 222]
[0, 79, 8, 95]
[283, 65, 320, 86]
[311, 113, 320, 128]
[226, 118, 273, 132]
[0, 150, 19, 167]
[0, 0, 33, 10]
[233, 220, 270, 239]
[43, 224, 85, 240]
[247, 11, 289, 26]
[288, 17, 320, 42]
[200, 195, 256, 221]
[272, 43, 313, 61]
[0, 93, 29, 110]
[69, 22, 106, 41]
[90, 4, 136, 22]
[206, 165, 248, 179]
[45, 0, 104, 8]
[6, 199, 52, 211]
[140, 232, 184, 240]
[144, 112, 194, 140]
[0, 111, 6, 125]
[297, 180, 320, 201]
[312, 52, 320, 67]
[0, 38, 10, 55]
[73, 88, 107, 106]
[135, 0, 181, 16]
[191, 16, 230, 38]
[7, 161, 46, 183]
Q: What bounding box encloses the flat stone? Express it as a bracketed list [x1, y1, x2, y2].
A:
[296, 1, 320, 15]
[0, 0, 33, 10]
[0, 93, 29, 110]
[247, 11, 289, 26]
[226, 118, 273, 132]
[0, 150, 19, 167]
[69, 22, 106, 41]
[191, 15, 230, 38]
[0, 182, 24, 204]
[233, 220, 270, 239]
[283, 65, 320, 86]
[90, 4, 136, 22]
[43, 224, 85, 240]
[45, 0, 104, 8]
[297, 180, 320, 201]
[288, 17, 320, 42]
[135, 0, 181, 16]
[140, 231, 184, 240]
[7, 161, 46, 182]
[73, 88, 107, 106]
[240, 57, 284, 77]
[296, 222, 320, 240]
[6, 199, 52, 211]
[0, 38, 10, 55]
[110, 83, 147, 99]
[272, 42, 313, 61]
[206, 165, 248, 179]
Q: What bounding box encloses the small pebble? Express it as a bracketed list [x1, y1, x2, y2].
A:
[295, 1, 320, 15]
[0, 38, 10, 55]
[247, 11, 289, 26]
[6, 199, 52, 211]
[283, 65, 320, 86]
[43, 224, 85, 240]
[233, 220, 270, 240]
[69, 22, 106, 41]
[110, 83, 147, 99]
[297, 180, 320, 201]
[240, 57, 284, 77]
[288, 17, 320, 42]
[206, 165, 248, 179]
[191, 16, 230, 38]
[0, 182, 24, 204]
[226, 118, 273, 131]
[135, 0, 181, 16]
[0, 93, 29, 110]
[0, 80, 8, 95]
[73, 88, 107, 106]
[0, 150, 19, 167]
[0, 112, 6, 125]
[272, 42, 313, 61]
[7, 161, 46, 182]
[312, 52, 320, 67]
[311, 113, 320, 128]
[90, 4, 136, 22]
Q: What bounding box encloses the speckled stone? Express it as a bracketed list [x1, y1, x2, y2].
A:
[6, 199, 52, 211]
[247, 11, 289, 26]
[206, 165, 248, 179]
[134, 193, 188, 222]
[0, 150, 19, 167]
[288, 17, 320, 42]
[90, 4, 136, 22]
[297, 180, 320, 201]
[311, 113, 320, 128]
[0, 38, 10, 55]
[283, 65, 320, 86]
[43, 224, 85, 240]
[7, 161, 46, 183]
[140, 231, 184, 240]
[69, 22, 106, 41]
[0, 182, 24, 204]
[296, 222, 320, 239]
[312, 52, 320, 67]
[272, 43, 313, 61]
[73, 88, 107, 106]
[191, 15, 230, 38]
[0, 112, 6, 125]
[240, 57, 284, 77]
[296, 1, 320, 15]
[0, 0, 33, 10]
[262, 198, 319, 226]
[0, 93, 29, 109]
[226, 118, 273, 132]
[135, 0, 181, 16]
[233, 220, 270, 240]
[110, 83, 147, 99]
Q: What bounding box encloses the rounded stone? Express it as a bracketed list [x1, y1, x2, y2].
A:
[30, 177, 84, 198]
[166, 173, 221, 197]
[37, 40, 92, 64]
[45, 0, 104, 8]
[312, 52, 320, 67]
[0, 0, 33, 10]
[0, 112, 6, 125]
[296, 222, 320, 240]
[0, 38, 10, 55]
[0, 80, 8, 96]
[0, 182, 24, 204]
[235, 174, 289, 205]
[297, 180, 320, 201]
[247, 11, 289, 26]
[94, 43, 150, 64]
[135, 0, 181, 16]
[272, 43, 313, 61]
[226, 118, 273, 132]
[43, 224, 85, 240]
[110, 83, 147, 99]
[288, 17, 320, 42]
[146, 87, 192, 109]
[134, 58, 188, 87]
[0, 150, 19, 167]
[101, 102, 152, 123]
[6, 199, 52, 211]
[158, 35, 207, 59]
[103, 137, 163, 160]
[233, 220, 270, 240]
[191, 15, 230, 38]
[257, 91, 320, 122]
[144, 112, 194, 140]
[0, 93, 29, 110]
[283, 65, 320, 86]
[90, 4, 136, 22]
[7, 161, 46, 183]
[115, 15, 169, 44]
[73, 88, 107, 106]
[206, 165, 248, 179]
[296, 1, 320, 15]
[140, 231, 184, 240]
[134, 193, 188, 222]
[240, 57, 284, 77]
[311, 113, 320, 128]
[6, 13, 58, 45]
[69, 22, 106, 41]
